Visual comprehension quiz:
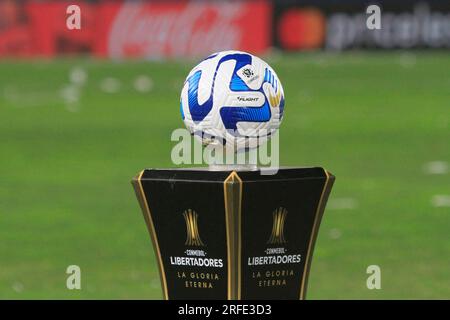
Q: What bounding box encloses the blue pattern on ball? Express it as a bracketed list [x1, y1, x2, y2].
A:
[180, 100, 185, 120]
[185, 52, 281, 133]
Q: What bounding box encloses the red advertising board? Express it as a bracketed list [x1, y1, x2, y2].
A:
[0, 0, 271, 58]
[25, 1, 97, 57]
[95, 1, 271, 58]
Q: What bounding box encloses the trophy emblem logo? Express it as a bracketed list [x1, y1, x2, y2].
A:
[267, 207, 288, 245]
[183, 209, 205, 247]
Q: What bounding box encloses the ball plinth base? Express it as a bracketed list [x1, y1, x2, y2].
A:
[132, 167, 335, 300]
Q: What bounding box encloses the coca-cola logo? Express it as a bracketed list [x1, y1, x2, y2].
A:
[108, 2, 245, 58]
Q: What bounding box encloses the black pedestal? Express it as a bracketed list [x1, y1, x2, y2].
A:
[132, 168, 335, 300]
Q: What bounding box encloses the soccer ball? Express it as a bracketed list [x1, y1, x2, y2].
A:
[180, 50, 285, 151]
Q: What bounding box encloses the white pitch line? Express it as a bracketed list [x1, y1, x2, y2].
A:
[431, 195, 450, 207]
[134, 75, 154, 93]
[398, 53, 417, 68]
[100, 77, 121, 93]
[327, 197, 358, 210]
[11, 281, 24, 293]
[69, 66, 88, 86]
[60, 84, 80, 103]
[423, 161, 449, 175]
[328, 228, 342, 240]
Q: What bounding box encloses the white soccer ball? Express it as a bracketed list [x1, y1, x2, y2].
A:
[180, 50, 285, 151]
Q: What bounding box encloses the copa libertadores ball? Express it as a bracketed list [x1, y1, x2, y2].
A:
[180, 50, 285, 151]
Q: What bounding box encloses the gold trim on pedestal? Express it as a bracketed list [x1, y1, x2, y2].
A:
[223, 171, 243, 300]
[299, 169, 333, 299]
[133, 170, 169, 300]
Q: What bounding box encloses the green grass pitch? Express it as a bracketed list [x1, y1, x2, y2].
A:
[0, 52, 449, 299]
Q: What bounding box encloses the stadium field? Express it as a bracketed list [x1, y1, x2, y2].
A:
[0, 52, 449, 299]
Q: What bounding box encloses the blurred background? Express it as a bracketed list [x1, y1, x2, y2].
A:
[0, 0, 449, 299]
